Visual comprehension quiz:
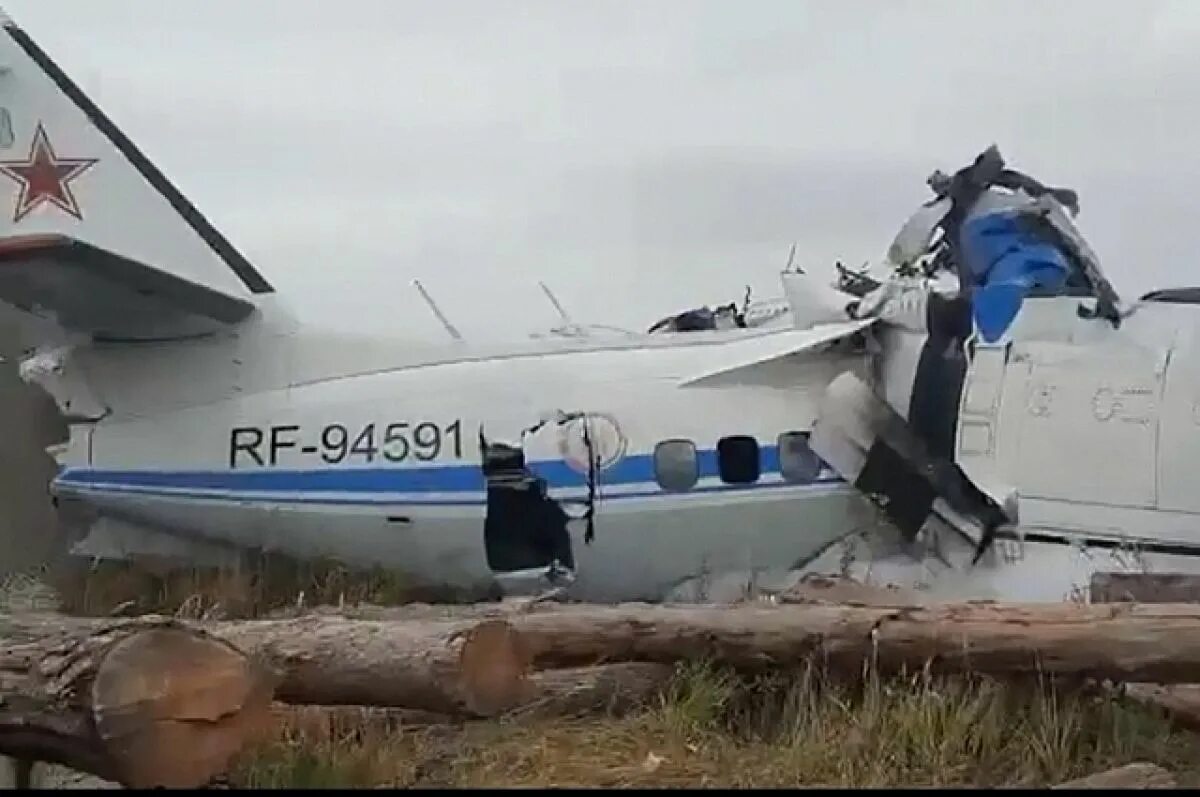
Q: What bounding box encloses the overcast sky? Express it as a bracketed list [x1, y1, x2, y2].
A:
[7, 0, 1200, 340]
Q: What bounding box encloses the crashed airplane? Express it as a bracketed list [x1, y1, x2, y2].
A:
[0, 9, 1193, 605]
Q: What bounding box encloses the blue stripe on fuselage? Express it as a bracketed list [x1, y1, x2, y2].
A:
[54, 444, 817, 496]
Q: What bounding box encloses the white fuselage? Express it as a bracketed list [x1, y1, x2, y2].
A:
[43, 290, 1200, 606]
[46, 298, 880, 602]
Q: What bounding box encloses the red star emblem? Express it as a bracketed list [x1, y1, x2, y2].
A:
[0, 122, 97, 223]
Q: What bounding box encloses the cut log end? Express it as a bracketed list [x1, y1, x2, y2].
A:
[456, 619, 532, 717]
[90, 626, 278, 789]
[1, 621, 278, 789]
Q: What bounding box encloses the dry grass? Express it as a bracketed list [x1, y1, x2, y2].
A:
[21, 560, 1200, 788]
[43, 551, 487, 619]
[228, 661, 1200, 789]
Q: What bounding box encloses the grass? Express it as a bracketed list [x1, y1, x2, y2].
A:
[42, 550, 488, 619]
[20, 559, 1200, 788]
[228, 660, 1200, 789]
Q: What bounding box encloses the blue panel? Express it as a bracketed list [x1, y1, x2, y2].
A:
[960, 210, 1070, 342]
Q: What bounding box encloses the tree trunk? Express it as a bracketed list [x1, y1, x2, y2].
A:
[1123, 683, 1200, 732]
[505, 601, 1200, 683]
[1052, 762, 1176, 789]
[11, 598, 1200, 748]
[217, 614, 533, 716]
[235, 600, 1200, 687]
[0, 616, 276, 788]
[270, 663, 675, 730]
[3, 611, 535, 718]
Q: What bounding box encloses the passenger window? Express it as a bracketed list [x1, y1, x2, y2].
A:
[654, 439, 698, 491]
[778, 431, 822, 484]
[717, 435, 760, 484]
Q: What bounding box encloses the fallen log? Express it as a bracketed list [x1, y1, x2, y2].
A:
[3, 612, 535, 719]
[0, 617, 276, 788]
[1123, 683, 1200, 732]
[1052, 762, 1175, 789]
[1088, 574, 1200, 733]
[505, 601, 1200, 683]
[12, 599, 1200, 731]
[270, 663, 675, 732]
[205, 600, 1200, 687]
[218, 614, 532, 717]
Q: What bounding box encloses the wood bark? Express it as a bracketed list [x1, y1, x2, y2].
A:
[1087, 573, 1200, 733]
[1123, 683, 1200, 732]
[0, 616, 276, 788]
[11, 598, 1200, 740]
[217, 614, 533, 716]
[3, 612, 535, 718]
[504, 601, 1200, 683]
[269, 663, 675, 730]
[1052, 762, 1176, 789]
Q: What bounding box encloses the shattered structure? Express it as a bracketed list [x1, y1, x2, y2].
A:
[795, 144, 1200, 602]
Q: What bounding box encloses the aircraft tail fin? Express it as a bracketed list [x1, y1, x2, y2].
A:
[0, 9, 271, 342]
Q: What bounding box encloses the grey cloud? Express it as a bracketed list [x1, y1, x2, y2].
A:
[6, 0, 1200, 338]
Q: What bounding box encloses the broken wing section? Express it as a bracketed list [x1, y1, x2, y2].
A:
[678, 317, 877, 388]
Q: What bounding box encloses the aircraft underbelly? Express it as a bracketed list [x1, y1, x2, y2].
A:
[62, 481, 871, 602]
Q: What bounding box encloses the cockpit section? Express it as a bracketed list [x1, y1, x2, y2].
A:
[806, 144, 1141, 568]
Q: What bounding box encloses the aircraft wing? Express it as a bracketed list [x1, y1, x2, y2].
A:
[678, 316, 877, 387]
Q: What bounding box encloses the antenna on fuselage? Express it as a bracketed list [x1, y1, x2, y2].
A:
[412, 279, 463, 341]
[539, 281, 575, 327]
[784, 242, 803, 274]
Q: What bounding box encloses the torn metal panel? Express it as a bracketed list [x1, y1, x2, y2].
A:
[809, 371, 1009, 559]
[479, 432, 575, 576]
[872, 145, 1122, 349]
[905, 292, 973, 460]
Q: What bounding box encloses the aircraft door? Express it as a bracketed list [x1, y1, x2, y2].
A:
[954, 340, 1011, 498]
[1007, 339, 1163, 510]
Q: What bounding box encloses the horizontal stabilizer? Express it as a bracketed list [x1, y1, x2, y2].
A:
[0, 234, 256, 340]
[679, 317, 876, 387]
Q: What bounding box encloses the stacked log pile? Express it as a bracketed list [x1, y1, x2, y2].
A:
[5, 592, 1200, 787]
